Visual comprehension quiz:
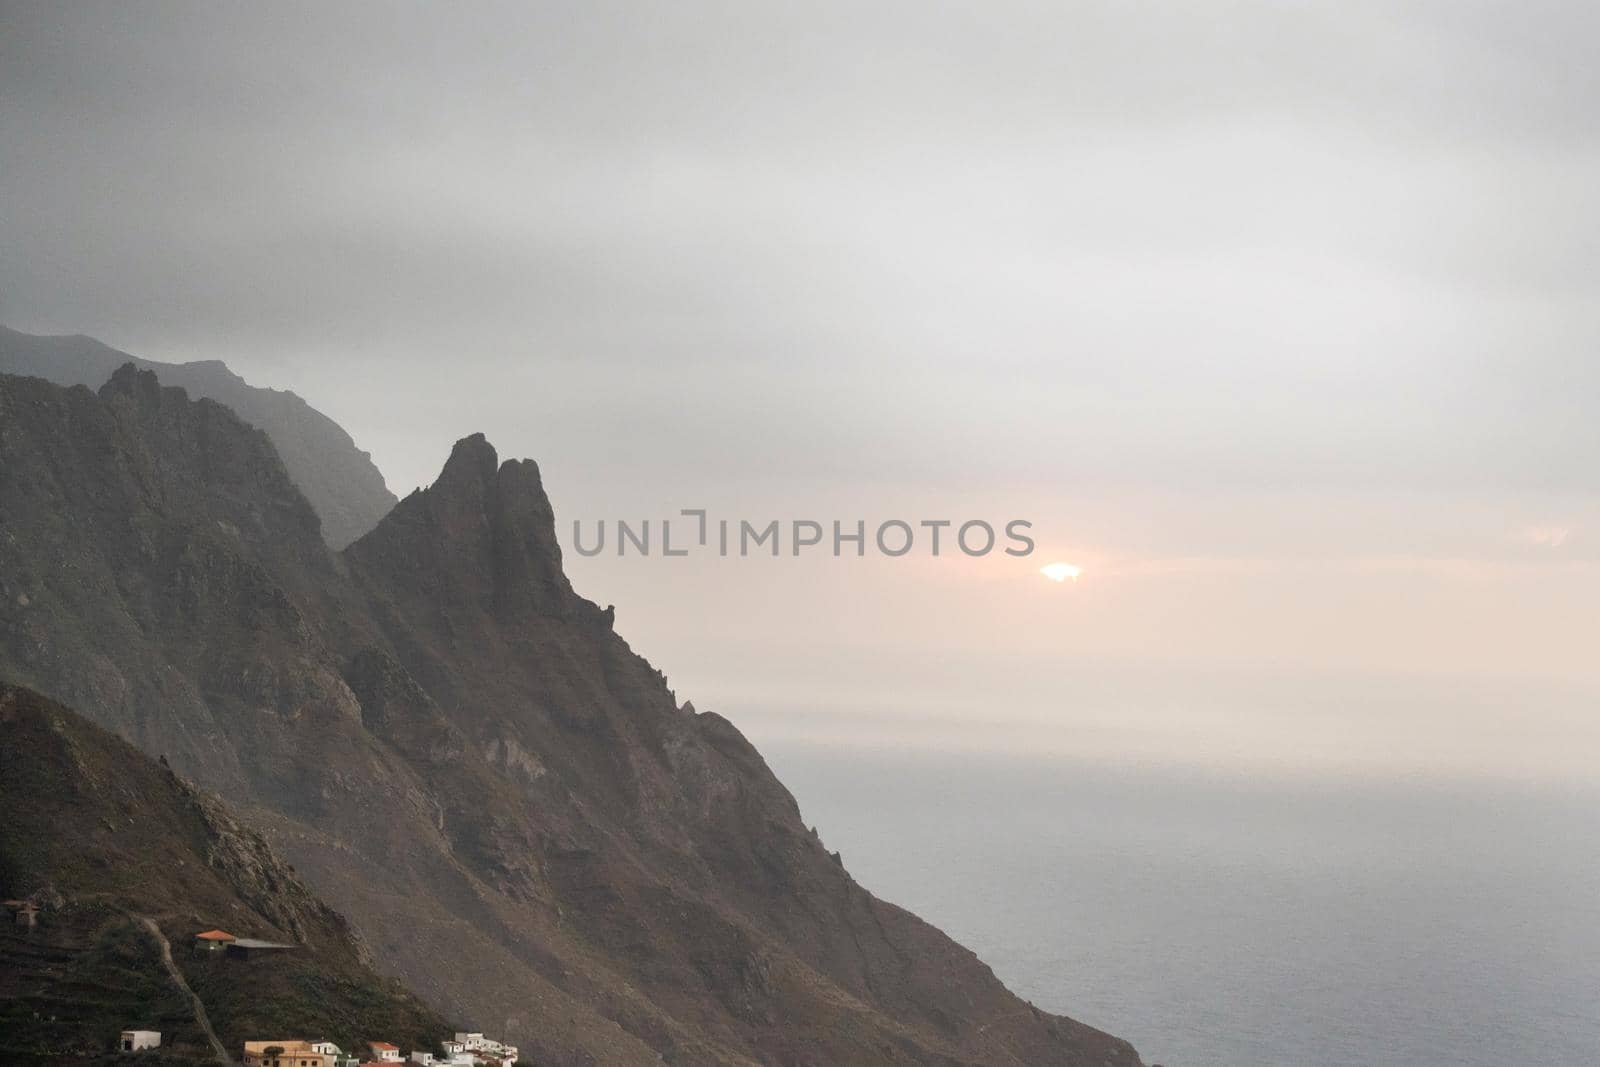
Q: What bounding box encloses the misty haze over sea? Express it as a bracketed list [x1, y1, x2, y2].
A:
[760, 743, 1600, 1067]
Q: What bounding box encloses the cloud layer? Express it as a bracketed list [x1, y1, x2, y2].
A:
[4, 2, 1597, 774]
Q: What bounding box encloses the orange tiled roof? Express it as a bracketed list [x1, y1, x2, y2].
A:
[194, 929, 236, 941]
[368, 1041, 399, 1050]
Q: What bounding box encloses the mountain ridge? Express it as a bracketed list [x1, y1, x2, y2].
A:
[0, 363, 1143, 1067]
[0, 325, 396, 549]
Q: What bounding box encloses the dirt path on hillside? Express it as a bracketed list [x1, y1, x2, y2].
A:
[135, 915, 233, 1065]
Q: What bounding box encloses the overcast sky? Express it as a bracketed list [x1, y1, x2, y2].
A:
[3, 2, 1597, 778]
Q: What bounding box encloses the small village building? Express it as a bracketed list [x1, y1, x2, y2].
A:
[366, 1041, 403, 1062]
[451, 1032, 517, 1066]
[120, 1030, 161, 1052]
[242, 1039, 340, 1067]
[193, 929, 236, 952]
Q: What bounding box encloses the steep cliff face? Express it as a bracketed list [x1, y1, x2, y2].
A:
[0, 683, 453, 1064]
[0, 367, 1144, 1067]
[0, 366, 336, 786]
[0, 325, 396, 549]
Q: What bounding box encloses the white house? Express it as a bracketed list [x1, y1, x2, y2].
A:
[447, 1032, 516, 1066]
[120, 1031, 161, 1052]
[367, 1041, 404, 1063]
[431, 1043, 479, 1067]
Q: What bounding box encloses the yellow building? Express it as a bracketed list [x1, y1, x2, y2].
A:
[241, 1040, 341, 1067]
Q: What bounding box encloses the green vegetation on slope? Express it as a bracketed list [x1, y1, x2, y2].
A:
[0, 683, 453, 1063]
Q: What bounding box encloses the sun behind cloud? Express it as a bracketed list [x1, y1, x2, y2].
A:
[1040, 562, 1082, 583]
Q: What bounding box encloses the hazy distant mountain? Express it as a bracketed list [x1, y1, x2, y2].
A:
[0, 364, 1143, 1067]
[0, 325, 396, 549]
[0, 682, 453, 1064]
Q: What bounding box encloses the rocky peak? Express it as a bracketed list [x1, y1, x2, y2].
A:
[93, 362, 328, 568]
[99, 360, 167, 408]
[348, 433, 575, 620]
[438, 430, 501, 487]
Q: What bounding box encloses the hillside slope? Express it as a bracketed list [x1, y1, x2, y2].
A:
[0, 365, 1143, 1067]
[0, 682, 453, 1065]
[0, 325, 395, 549]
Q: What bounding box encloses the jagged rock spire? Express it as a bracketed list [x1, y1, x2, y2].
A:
[347, 433, 577, 620]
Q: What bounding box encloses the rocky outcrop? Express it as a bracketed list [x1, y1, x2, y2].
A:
[349, 432, 581, 624]
[0, 367, 1144, 1067]
[0, 324, 396, 548]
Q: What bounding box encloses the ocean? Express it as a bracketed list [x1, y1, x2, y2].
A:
[758, 743, 1600, 1067]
